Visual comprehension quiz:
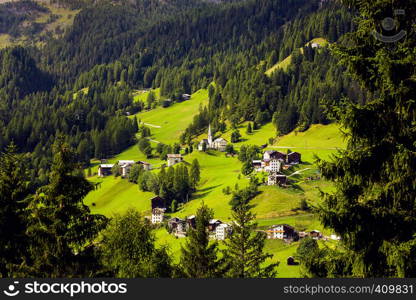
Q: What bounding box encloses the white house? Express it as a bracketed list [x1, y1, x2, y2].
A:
[137, 161, 151, 171]
[167, 154, 183, 167]
[212, 137, 228, 152]
[265, 159, 283, 173]
[268, 174, 287, 186]
[118, 160, 135, 177]
[151, 208, 165, 224]
[98, 164, 114, 177]
[266, 224, 296, 240]
[215, 223, 230, 240]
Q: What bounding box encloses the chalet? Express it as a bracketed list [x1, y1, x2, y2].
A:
[287, 152, 301, 164]
[215, 223, 230, 240]
[137, 160, 151, 171]
[268, 174, 287, 186]
[264, 150, 286, 161]
[186, 215, 196, 230]
[266, 159, 283, 173]
[253, 160, 263, 172]
[208, 219, 222, 232]
[98, 164, 114, 177]
[212, 137, 228, 152]
[310, 230, 322, 240]
[118, 160, 135, 177]
[266, 224, 296, 240]
[151, 208, 165, 224]
[182, 93, 191, 100]
[151, 196, 166, 210]
[167, 154, 183, 167]
[168, 217, 187, 234]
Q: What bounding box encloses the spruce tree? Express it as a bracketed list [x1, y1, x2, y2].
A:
[179, 203, 226, 278]
[25, 138, 108, 277]
[0, 143, 31, 277]
[223, 202, 278, 278]
[100, 209, 173, 278]
[315, 0, 416, 277]
[190, 158, 201, 188]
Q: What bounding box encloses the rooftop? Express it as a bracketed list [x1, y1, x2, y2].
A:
[99, 164, 114, 168]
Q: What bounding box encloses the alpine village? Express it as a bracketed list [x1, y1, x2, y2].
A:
[0, 0, 415, 279]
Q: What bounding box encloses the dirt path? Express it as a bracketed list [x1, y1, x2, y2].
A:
[287, 168, 311, 177]
[143, 123, 161, 128]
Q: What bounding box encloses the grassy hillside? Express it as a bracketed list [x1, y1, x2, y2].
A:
[265, 37, 329, 76]
[133, 88, 209, 145]
[132, 88, 161, 103]
[272, 123, 346, 161]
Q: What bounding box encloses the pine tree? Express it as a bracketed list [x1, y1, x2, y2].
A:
[25, 138, 108, 277]
[0, 143, 31, 277]
[190, 158, 201, 188]
[179, 203, 226, 278]
[100, 209, 173, 278]
[314, 0, 416, 277]
[246, 123, 252, 134]
[223, 202, 278, 278]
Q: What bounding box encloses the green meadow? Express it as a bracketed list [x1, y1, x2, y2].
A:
[133, 88, 209, 145]
[133, 88, 161, 103]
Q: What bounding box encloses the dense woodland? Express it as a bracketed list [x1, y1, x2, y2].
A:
[0, 0, 360, 187]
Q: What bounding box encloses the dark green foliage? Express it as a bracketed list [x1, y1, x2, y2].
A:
[225, 143, 235, 155]
[179, 203, 226, 278]
[111, 164, 121, 177]
[100, 209, 173, 278]
[138, 138, 152, 158]
[128, 164, 142, 183]
[223, 202, 278, 278]
[0, 1, 49, 37]
[246, 123, 252, 134]
[189, 159, 201, 188]
[24, 138, 108, 277]
[229, 181, 259, 210]
[299, 199, 309, 211]
[241, 161, 254, 176]
[314, 0, 416, 277]
[0, 143, 31, 277]
[231, 130, 241, 143]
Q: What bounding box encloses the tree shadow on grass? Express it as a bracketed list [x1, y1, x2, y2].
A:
[198, 184, 222, 192]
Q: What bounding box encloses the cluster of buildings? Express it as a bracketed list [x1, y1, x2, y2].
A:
[166, 216, 231, 240]
[149, 196, 231, 240]
[265, 224, 340, 242]
[98, 160, 151, 177]
[253, 150, 301, 186]
[198, 124, 228, 152]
